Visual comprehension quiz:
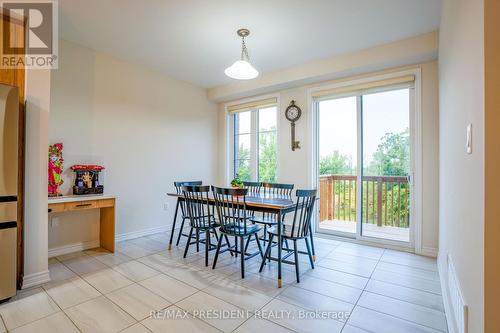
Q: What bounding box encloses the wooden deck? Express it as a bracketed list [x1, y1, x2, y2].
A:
[319, 219, 409, 242]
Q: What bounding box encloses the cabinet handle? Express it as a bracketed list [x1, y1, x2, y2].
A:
[76, 203, 92, 207]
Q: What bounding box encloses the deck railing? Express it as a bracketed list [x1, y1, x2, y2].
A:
[319, 174, 410, 228]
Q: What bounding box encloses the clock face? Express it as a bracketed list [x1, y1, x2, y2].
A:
[286, 105, 301, 122]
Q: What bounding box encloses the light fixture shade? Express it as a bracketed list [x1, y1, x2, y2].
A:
[224, 60, 259, 80]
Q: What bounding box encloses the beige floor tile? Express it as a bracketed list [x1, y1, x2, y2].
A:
[365, 279, 445, 312]
[65, 296, 136, 333]
[106, 284, 170, 321]
[10, 312, 79, 333]
[163, 264, 222, 289]
[233, 317, 293, 333]
[56, 251, 87, 262]
[341, 324, 371, 333]
[277, 286, 354, 320]
[113, 261, 160, 282]
[262, 299, 344, 333]
[137, 254, 183, 272]
[47, 260, 77, 285]
[316, 258, 376, 277]
[44, 277, 101, 309]
[357, 292, 447, 331]
[62, 254, 108, 275]
[371, 269, 442, 295]
[376, 261, 441, 281]
[203, 278, 272, 310]
[0, 291, 60, 330]
[0, 316, 5, 333]
[333, 243, 384, 260]
[85, 248, 133, 267]
[381, 250, 438, 272]
[347, 306, 442, 333]
[116, 243, 154, 259]
[120, 323, 152, 333]
[296, 275, 362, 304]
[139, 274, 197, 303]
[176, 292, 248, 333]
[305, 266, 369, 289]
[227, 271, 288, 297]
[142, 305, 221, 333]
[83, 268, 133, 294]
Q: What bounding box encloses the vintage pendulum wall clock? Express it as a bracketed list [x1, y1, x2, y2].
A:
[285, 100, 302, 151]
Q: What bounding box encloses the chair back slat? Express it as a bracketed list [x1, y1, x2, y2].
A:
[212, 186, 250, 235]
[243, 181, 262, 195]
[182, 185, 212, 229]
[174, 181, 203, 216]
[288, 189, 317, 238]
[261, 182, 294, 221]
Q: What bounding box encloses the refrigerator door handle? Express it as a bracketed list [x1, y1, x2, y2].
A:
[0, 196, 17, 203]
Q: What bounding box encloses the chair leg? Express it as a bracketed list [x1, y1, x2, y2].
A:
[224, 235, 233, 256]
[183, 227, 193, 258]
[305, 238, 314, 269]
[240, 237, 245, 279]
[175, 217, 186, 246]
[293, 240, 300, 283]
[196, 230, 200, 252]
[205, 230, 210, 267]
[244, 236, 251, 255]
[263, 225, 267, 244]
[234, 236, 238, 258]
[285, 239, 290, 251]
[255, 233, 263, 258]
[259, 234, 274, 272]
[212, 233, 223, 269]
[309, 224, 316, 261]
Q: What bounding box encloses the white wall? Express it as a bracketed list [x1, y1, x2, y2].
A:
[23, 69, 51, 288]
[438, 0, 484, 332]
[48, 39, 218, 250]
[218, 60, 439, 254]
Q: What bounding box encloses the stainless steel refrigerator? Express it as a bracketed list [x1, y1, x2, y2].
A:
[0, 83, 19, 301]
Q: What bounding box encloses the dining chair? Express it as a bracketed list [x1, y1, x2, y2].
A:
[259, 189, 317, 283]
[250, 182, 294, 247]
[212, 186, 263, 279]
[182, 185, 219, 266]
[243, 181, 262, 195]
[173, 180, 202, 247]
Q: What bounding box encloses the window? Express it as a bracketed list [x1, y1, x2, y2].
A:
[231, 103, 278, 182]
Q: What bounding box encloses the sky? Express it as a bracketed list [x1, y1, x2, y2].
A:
[318, 88, 410, 168]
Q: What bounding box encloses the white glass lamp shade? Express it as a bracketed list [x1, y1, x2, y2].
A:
[224, 60, 259, 80]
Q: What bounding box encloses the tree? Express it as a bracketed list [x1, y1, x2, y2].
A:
[258, 132, 277, 182]
[367, 128, 410, 176]
[319, 151, 353, 175]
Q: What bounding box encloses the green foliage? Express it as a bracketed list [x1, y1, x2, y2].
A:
[319, 151, 354, 176]
[258, 132, 277, 182]
[366, 128, 410, 176]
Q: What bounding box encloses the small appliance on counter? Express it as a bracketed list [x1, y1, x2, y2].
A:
[71, 164, 105, 195]
[0, 84, 19, 301]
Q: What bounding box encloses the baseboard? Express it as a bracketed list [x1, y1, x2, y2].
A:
[48, 239, 100, 258]
[115, 225, 170, 242]
[438, 252, 468, 333]
[421, 246, 438, 258]
[22, 270, 50, 289]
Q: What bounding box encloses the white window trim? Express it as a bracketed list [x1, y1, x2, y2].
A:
[307, 68, 423, 254]
[224, 93, 281, 184]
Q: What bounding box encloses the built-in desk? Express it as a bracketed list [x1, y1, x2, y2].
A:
[48, 195, 116, 252]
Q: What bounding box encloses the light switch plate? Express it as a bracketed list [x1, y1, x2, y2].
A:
[466, 124, 472, 154]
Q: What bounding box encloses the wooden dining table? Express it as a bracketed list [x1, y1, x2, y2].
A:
[166, 191, 311, 288]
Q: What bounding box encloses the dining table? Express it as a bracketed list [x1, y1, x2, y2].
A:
[166, 190, 314, 288]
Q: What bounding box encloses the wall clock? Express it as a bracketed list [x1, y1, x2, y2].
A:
[285, 100, 301, 151]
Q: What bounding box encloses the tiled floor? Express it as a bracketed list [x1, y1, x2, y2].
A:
[0, 232, 447, 333]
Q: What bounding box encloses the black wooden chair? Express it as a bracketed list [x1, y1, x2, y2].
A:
[212, 186, 263, 279]
[182, 185, 220, 266]
[250, 182, 294, 245]
[243, 181, 262, 195]
[173, 181, 202, 247]
[259, 189, 317, 283]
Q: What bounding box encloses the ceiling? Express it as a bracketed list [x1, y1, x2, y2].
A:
[58, 0, 442, 88]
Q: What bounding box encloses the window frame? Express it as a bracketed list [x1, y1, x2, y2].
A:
[225, 94, 280, 184]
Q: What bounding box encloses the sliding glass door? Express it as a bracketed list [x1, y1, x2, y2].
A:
[316, 85, 413, 245]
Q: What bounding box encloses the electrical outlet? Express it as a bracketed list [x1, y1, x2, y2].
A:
[163, 203, 169, 211]
[51, 217, 60, 228]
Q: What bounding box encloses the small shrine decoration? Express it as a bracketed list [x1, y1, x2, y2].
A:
[70, 164, 105, 195]
[48, 143, 64, 197]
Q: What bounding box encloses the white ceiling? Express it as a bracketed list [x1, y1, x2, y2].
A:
[58, 0, 442, 88]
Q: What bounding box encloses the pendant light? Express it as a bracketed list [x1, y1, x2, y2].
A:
[225, 28, 259, 80]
